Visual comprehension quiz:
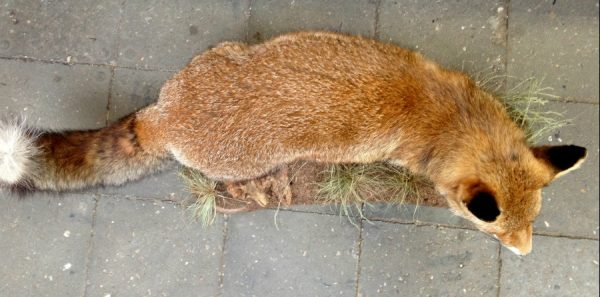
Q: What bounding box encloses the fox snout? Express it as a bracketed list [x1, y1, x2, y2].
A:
[494, 225, 533, 256]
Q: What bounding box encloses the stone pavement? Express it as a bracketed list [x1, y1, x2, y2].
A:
[0, 1, 598, 296]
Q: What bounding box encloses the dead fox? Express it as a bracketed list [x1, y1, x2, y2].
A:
[0, 31, 586, 255]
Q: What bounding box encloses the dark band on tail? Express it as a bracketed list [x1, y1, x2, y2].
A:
[10, 113, 169, 192]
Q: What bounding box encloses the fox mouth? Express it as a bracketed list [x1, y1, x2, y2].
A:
[504, 245, 527, 256]
[492, 234, 531, 256]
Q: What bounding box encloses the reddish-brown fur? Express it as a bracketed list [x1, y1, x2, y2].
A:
[28, 114, 169, 191]
[16, 32, 585, 255]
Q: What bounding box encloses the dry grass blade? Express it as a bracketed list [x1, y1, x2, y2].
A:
[500, 77, 569, 143]
[316, 164, 371, 225]
[372, 163, 428, 206]
[316, 162, 428, 224]
[476, 73, 569, 144]
[180, 168, 218, 227]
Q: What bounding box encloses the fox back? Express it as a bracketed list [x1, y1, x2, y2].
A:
[0, 31, 586, 255]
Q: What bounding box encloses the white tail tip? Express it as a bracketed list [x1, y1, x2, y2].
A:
[0, 120, 37, 185]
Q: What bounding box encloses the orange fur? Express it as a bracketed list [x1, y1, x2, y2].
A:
[1, 31, 586, 255]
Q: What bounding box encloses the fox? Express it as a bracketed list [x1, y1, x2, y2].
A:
[0, 31, 587, 255]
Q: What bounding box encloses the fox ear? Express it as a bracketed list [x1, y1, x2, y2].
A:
[457, 177, 501, 222]
[531, 145, 587, 178]
[466, 191, 500, 222]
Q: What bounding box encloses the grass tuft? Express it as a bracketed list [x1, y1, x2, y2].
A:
[316, 164, 371, 224]
[180, 168, 218, 227]
[316, 162, 427, 224]
[499, 77, 569, 143]
[373, 163, 428, 206]
[476, 74, 569, 143]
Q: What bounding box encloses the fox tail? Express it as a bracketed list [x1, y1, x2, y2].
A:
[0, 109, 170, 192]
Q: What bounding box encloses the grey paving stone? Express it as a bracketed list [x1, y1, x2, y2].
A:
[276, 202, 366, 220]
[275, 203, 341, 215]
[117, 0, 251, 70]
[378, 0, 509, 76]
[222, 210, 359, 297]
[500, 235, 599, 297]
[507, 0, 599, 103]
[364, 204, 474, 229]
[247, 0, 377, 43]
[359, 223, 500, 297]
[0, 193, 94, 297]
[532, 102, 599, 239]
[108, 68, 174, 122]
[0, 0, 122, 64]
[0, 59, 110, 130]
[86, 197, 224, 297]
[96, 164, 190, 201]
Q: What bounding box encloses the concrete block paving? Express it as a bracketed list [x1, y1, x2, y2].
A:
[0, 0, 597, 296]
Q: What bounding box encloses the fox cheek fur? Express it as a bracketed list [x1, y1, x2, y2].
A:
[441, 145, 587, 255]
[0, 31, 587, 255]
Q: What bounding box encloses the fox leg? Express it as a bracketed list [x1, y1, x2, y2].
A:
[222, 165, 293, 209]
[225, 180, 269, 207]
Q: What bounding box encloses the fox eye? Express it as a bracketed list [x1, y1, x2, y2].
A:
[466, 191, 500, 222]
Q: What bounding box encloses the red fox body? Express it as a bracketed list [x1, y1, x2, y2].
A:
[0, 32, 586, 255]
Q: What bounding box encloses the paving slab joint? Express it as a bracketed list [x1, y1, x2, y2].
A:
[354, 216, 365, 297]
[217, 214, 230, 297]
[373, 0, 381, 39]
[496, 243, 503, 297]
[81, 195, 100, 297]
[245, 0, 256, 42]
[95, 193, 183, 204]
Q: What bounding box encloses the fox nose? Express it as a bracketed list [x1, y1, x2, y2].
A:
[504, 244, 532, 256]
[493, 225, 533, 256]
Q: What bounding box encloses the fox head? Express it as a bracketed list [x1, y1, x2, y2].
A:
[440, 144, 587, 256]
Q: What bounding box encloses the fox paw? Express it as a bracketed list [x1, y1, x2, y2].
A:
[223, 166, 293, 208]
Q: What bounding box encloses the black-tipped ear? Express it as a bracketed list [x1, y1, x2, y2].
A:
[466, 192, 500, 222]
[532, 145, 587, 174]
